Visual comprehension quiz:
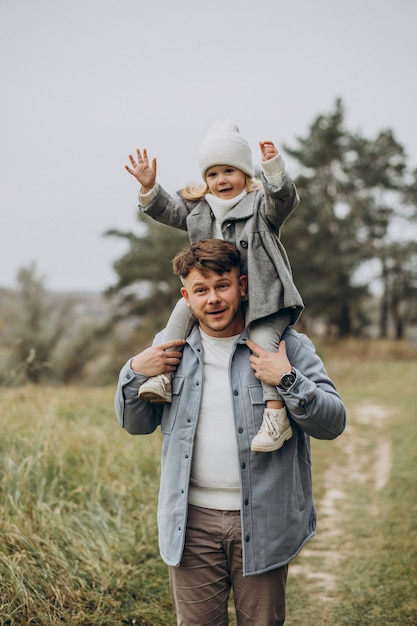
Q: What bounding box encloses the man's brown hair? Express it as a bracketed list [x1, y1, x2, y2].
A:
[172, 239, 241, 280]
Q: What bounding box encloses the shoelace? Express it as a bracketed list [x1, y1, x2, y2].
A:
[259, 412, 283, 437]
[159, 374, 171, 389]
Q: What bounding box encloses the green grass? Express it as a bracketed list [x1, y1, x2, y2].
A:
[286, 340, 417, 625]
[0, 387, 173, 625]
[1, 340, 417, 625]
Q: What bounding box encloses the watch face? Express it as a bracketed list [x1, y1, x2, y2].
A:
[279, 372, 296, 390]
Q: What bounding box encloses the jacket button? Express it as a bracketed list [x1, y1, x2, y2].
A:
[241, 462, 246, 470]
[245, 535, 250, 542]
[240, 241, 248, 248]
[233, 390, 239, 396]
[238, 427, 243, 434]
[244, 498, 249, 506]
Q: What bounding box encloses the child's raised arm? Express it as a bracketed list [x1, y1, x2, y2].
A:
[125, 148, 157, 193]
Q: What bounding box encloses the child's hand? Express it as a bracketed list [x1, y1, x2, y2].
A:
[125, 148, 157, 193]
[259, 141, 279, 162]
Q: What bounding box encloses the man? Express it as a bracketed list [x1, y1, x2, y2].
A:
[115, 239, 346, 625]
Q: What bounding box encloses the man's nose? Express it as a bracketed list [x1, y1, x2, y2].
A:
[207, 289, 220, 302]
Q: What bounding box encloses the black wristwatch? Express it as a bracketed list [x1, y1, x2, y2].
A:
[278, 368, 296, 390]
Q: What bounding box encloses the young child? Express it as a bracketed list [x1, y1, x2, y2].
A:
[125, 120, 304, 452]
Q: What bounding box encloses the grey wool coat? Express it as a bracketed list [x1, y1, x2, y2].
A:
[139, 174, 304, 327]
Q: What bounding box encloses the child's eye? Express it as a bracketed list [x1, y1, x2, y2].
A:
[225, 168, 234, 173]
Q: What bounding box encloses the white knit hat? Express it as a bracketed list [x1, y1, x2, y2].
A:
[198, 120, 254, 179]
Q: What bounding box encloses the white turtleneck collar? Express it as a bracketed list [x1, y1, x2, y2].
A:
[205, 189, 247, 222]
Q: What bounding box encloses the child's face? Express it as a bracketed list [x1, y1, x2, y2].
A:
[205, 165, 246, 200]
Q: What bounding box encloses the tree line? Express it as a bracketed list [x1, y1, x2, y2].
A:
[1, 99, 416, 384]
[108, 99, 417, 339]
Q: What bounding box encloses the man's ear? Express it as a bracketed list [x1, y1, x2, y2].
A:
[239, 275, 248, 297]
[181, 286, 191, 306]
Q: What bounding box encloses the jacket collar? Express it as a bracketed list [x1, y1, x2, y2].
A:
[186, 324, 249, 347]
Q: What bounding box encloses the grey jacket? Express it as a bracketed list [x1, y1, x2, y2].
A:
[140, 174, 304, 326]
[115, 326, 346, 576]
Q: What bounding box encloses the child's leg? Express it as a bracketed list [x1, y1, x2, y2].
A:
[248, 310, 293, 452]
[248, 310, 291, 403]
[139, 298, 195, 403]
[162, 297, 196, 343]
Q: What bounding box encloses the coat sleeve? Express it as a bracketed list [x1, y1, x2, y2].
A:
[261, 173, 300, 232]
[138, 186, 190, 232]
[114, 360, 163, 435]
[281, 330, 347, 440]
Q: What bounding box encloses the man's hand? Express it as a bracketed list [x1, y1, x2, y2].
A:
[246, 339, 291, 386]
[259, 141, 279, 162]
[125, 148, 157, 193]
[130, 339, 185, 376]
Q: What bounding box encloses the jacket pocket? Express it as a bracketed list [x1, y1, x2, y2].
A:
[160, 375, 185, 434]
[248, 384, 264, 404]
[248, 383, 265, 432]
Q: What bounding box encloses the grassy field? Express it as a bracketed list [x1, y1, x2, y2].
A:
[1, 339, 417, 625]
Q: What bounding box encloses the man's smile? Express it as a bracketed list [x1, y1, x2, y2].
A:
[207, 308, 226, 317]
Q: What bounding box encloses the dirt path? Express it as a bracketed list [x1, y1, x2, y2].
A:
[289, 403, 393, 608]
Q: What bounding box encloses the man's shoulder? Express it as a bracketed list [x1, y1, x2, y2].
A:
[282, 327, 306, 342]
[282, 328, 316, 358]
[153, 324, 201, 347]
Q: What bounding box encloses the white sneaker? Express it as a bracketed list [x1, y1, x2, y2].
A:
[138, 373, 172, 403]
[251, 407, 293, 452]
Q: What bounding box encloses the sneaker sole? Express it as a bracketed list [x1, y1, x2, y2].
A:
[138, 389, 172, 403]
[250, 427, 293, 453]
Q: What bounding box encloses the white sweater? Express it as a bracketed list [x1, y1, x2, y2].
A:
[187, 330, 241, 510]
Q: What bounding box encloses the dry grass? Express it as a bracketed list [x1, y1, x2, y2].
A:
[316, 335, 417, 362]
[0, 387, 174, 625]
[286, 338, 417, 625]
[1, 339, 417, 625]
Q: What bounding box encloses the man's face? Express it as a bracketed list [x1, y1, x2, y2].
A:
[181, 268, 247, 337]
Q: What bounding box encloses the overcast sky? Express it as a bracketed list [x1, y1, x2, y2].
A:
[1, 0, 416, 292]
